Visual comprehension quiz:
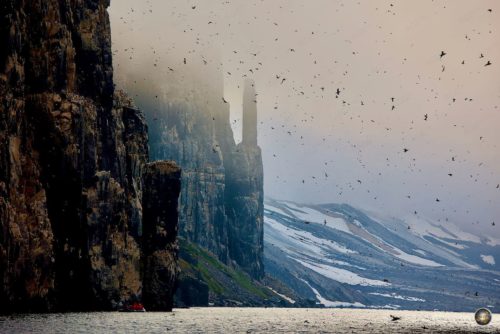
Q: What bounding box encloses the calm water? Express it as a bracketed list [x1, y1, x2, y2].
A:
[0, 308, 498, 333]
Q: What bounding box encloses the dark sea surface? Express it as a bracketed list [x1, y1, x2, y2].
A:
[0, 308, 498, 333]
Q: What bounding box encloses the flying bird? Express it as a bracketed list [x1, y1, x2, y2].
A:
[440, 51, 446, 58]
[390, 315, 401, 322]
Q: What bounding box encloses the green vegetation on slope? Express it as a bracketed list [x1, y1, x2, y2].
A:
[175, 238, 292, 307]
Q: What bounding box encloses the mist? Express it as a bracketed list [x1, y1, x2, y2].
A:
[108, 0, 500, 238]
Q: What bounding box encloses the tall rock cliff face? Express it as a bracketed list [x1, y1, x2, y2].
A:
[142, 161, 181, 311]
[225, 80, 264, 279]
[148, 79, 264, 280]
[0, 0, 180, 312]
[149, 92, 233, 265]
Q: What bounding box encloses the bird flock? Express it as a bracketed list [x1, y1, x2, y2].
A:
[109, 1, 498, 235]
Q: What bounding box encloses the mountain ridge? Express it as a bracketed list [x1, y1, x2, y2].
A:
[264, 198, 500, 311]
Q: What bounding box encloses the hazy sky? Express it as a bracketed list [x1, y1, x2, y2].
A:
[109, 0, 499, 238]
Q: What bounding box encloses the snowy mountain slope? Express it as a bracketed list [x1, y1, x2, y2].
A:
[264, 198, 500, 311]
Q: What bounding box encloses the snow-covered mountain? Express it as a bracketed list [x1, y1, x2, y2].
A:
[264, 199, 500, 311]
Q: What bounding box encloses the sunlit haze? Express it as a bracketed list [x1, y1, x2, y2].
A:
[109, 0, 500, 238]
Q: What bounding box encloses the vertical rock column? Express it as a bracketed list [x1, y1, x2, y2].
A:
[142, 161, 182, 311]
[226, 79, 264, 279]
[241, 79, 258, 146]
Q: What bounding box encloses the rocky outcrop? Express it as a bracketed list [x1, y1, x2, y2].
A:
[142, 161, 181, 311]
[225, 80, 264, 279]
[147, 78, 264, 280]
[0, 0, 180, 312]
[149, 98, 232, 264]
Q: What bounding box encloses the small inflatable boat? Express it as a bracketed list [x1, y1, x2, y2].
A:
[120, 302, 146, 312]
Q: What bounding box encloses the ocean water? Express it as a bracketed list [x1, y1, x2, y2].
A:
[0, 308, 498, 333]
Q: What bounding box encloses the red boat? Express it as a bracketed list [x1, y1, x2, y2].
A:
[120, 302, 146, 312]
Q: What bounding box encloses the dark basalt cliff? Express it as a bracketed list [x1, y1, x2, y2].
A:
[0, 0, 180, 312]
[142, 161, 181, 311]
[148, 78, 264, 281]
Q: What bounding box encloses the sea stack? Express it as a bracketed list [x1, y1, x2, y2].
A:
[226, 79, 264, 279]
[242, 79, 258, 146]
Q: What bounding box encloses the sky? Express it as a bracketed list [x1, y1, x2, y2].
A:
[108, 0, 499, 238]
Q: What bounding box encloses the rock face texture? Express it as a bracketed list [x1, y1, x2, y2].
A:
[149, 96, 231, 264]
[0, 0, 180, 312]
[148, 79, 264, 280]
[142, 161, 181, 311]
[225, 80, 264, 279]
